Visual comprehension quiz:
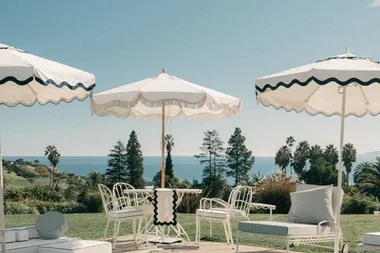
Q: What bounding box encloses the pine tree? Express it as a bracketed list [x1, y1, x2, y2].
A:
[165, 135, 175, 183]
[153, 134, 179, 188]
[194, 130, 225, 187]
[106, 141, 127, 184]
[225, 127, 255, 186]
[126, 130, 145, 188]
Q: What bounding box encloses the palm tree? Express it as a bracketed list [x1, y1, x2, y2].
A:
[286, 136, 296, 176]
[275, 145, 291, 176]
[44, 145, 61, 187]
[87, 171, 104, 189]
[293, 141, 310, 176]
[343, 143, 357, 186]
[308, 145, 324, 165]
[353, 159, 380, 197]
[324, 144, 339, 166]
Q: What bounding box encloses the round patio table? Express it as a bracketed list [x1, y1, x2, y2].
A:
[123, 188, 202, 243]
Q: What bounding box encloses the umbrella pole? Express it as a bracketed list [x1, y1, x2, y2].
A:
[334, 86, 346, 253]
[161, 104, 165, 188]
[0, 141, 5, 253]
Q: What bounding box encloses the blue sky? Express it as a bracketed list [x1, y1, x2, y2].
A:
[1, 0, 380, 156]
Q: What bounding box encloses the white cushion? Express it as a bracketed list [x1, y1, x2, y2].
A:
[24, 226, 39, 239]
[0, 237, 77, 253]
[196, 209, 229, 219]
[295, 184, 343, 218]
[210, 208, 246, 217]
[363, 232, 380, 246]
[109, 207, 144, 219]
[290, 186, 334, 224]
[14, 228, 28, 242]
[38, 240, 111, 253]
[238, 221, 332, 236]
[5, 229, 16, 243]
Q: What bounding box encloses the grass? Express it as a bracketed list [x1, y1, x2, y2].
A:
[5, 174, 67, 189]
[4, 213, 379, 252]
[4, 172, 32, 189]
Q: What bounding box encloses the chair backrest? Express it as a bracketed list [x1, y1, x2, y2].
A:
[230, 185, 253, 215]
[227, 185, 242, 205]
[112, 182, 138, 211]
[98, 184, 115, 215]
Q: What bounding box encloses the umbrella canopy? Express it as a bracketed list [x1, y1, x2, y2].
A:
[255, 48, 380, 253]
[0, 43, 95, 252]
[91, 69, 242, 187]
[256, 48, 380, 116]
[91, 70, 241, 119]
[0, 43, 95, 106]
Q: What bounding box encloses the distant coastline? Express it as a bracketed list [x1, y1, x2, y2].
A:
[4, 152, 379, 183]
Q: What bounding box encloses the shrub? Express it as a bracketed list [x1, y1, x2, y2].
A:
[79, 191, 103, 213]
[5, 186, 64, 202]
[342, 192, 378, 214]
[5, 200, 88, 214]
[177, 187, 212, 214]
[64, 186, 78, 202]
[34, 165, 49, 177]
[5, 202, 39, 215]
[55, 201, 87, 214]
[254, 170, 296, 213]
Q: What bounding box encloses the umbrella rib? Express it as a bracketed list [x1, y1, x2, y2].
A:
[304, 85, 321, 104]
[358, 83, 370, 106]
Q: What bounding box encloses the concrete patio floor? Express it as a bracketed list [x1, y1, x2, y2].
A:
[110, 236, 302, 253]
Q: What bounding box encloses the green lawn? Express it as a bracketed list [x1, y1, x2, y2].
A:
[4, 213, 379, 252]
[4, 172, 32, 189]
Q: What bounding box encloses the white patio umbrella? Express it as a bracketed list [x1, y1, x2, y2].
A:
[255, 48, 380, 253]
[91, 69, 242, 188]
[0, 43, 95, 252]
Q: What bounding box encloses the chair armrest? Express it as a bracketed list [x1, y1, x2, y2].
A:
[317, 220, 335, 235]
[250, 203, 276, 210]
[199, 198, 229, 209]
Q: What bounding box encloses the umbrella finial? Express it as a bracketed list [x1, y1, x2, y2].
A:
[162, 68, 166, 73]
[345, 47, 349, 55]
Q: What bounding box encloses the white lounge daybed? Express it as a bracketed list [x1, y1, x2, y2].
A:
[0, 224, 112, 253]
[357, 232, 380, 252]
[1, 237, 112, 253]
[236, 184, 347, 253]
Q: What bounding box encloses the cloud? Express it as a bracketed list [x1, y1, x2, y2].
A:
[368, 0, 380, 7]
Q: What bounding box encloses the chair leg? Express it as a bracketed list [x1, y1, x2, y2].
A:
[196, 217, 201, 248]
[209, 221, 212, 237]
[195, 216, 199, 243]
[133, 219, 137, 244]
[112, 220, 119, 250]
[235, 231, 239, 253]
[104, 218, 110, 241]
[286, 239, 290, 252]
[227, 220, 234, 248]
[223, 221, 229, 245]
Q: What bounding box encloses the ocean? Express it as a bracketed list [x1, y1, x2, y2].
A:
[3, 156, 278, 184]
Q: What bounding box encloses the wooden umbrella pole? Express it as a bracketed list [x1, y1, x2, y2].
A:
[161, 104, 165, 188]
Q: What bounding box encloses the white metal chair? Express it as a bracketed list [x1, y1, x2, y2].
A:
[98, 184, 146, 250]
[196, 185, 253, 248]
[113, 183, 154, 239]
